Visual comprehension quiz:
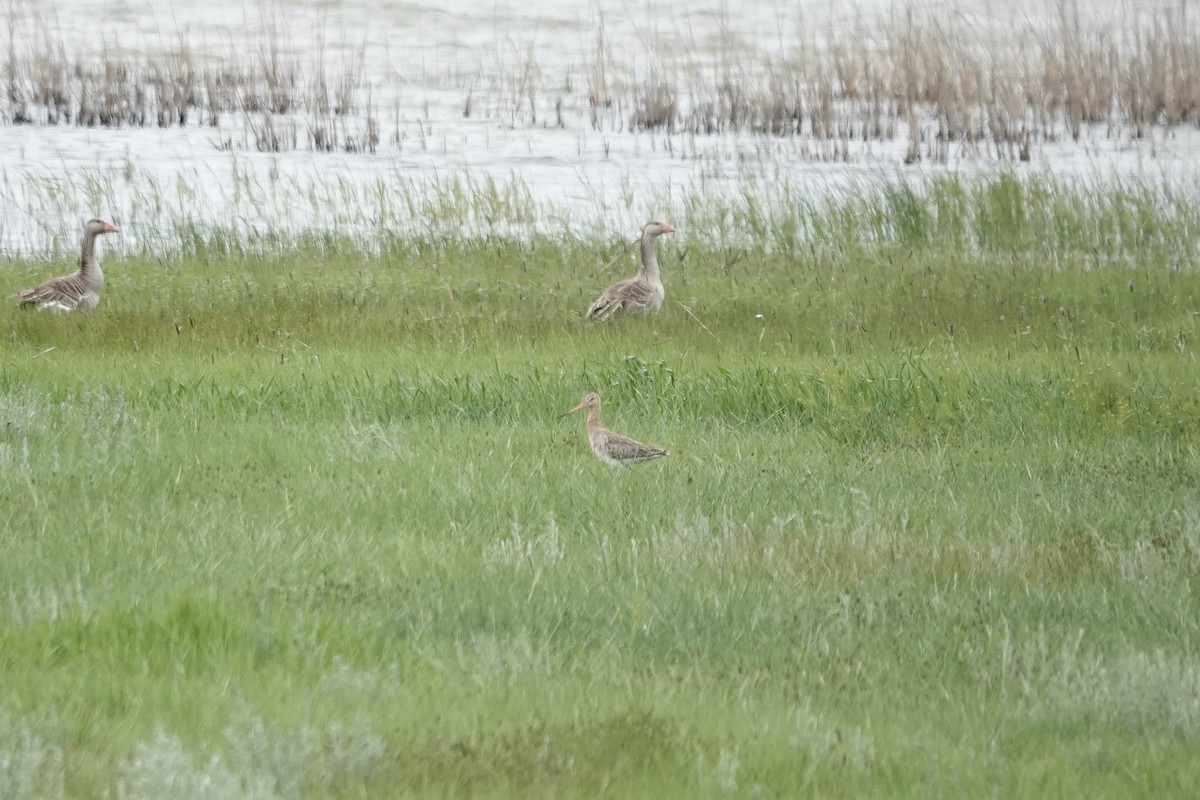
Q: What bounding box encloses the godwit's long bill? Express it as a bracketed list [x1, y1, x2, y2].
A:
[586, 220, 676, 320]
[13, 218, 120, 312]
[561, 392, 668, 468]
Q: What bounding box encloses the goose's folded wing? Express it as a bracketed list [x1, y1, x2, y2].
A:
[14, 274, 85, 309]
[587, 277, 653, 320]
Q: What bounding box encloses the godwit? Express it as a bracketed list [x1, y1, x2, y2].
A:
[586, 220, 676, 320]
[561, 392, 669, 468]
[13, 218, 120, 312]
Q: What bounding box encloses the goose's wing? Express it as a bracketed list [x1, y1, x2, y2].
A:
[14, 273, 86, 310]
[601, 428, 669, 463]
[586, 277, 654, 320]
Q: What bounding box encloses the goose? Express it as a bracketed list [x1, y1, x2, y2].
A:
[560, 392, 668, 468]
[13, 218, 120, 312]
[586, 220, 675, 320]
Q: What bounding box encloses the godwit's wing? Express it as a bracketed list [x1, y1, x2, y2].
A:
[14, 273, 88, 310]
[587, 276, 655, 320]
[596, 427, 669, 465]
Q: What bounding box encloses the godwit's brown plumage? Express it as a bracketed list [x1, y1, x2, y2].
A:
[586, 220, 675, 320]
[561, 392, 668, 468]
[13, 218, 120, 312]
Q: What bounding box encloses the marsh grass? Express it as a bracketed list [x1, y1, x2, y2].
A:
[5, 160, 1199, 264]
[1, 171, 1199, 797]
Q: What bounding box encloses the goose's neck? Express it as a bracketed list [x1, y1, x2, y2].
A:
[638, 234, 660, 282]
[78, 230, 102, 281]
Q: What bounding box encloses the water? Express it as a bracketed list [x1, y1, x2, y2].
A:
[1, 0, 1197, 255]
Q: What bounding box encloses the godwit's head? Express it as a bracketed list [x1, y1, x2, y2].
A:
[561, 392, 601, 418]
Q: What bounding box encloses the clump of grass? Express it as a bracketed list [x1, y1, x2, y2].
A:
[0, 717, 63, 799]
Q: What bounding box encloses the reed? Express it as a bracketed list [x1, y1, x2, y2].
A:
[0, 6, 372, 153]
[3, 2, 1199, 158]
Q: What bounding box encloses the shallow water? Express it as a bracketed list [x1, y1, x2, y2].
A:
[1, 0, 1197, 256]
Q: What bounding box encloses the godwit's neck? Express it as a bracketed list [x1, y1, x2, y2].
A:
[638, 235, 660, 282]
[586, 405, 603, 431]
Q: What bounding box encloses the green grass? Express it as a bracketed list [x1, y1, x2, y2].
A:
[2, 173, 1199, 798]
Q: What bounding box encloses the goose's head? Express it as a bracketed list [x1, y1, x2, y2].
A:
[643, 220, 676, 238]
[85, 219, 120, 236]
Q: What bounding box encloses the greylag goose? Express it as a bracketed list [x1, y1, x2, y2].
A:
[561, 392, 669, 467]
[586, 220, 675, 320]
[13, 218, 120, 312]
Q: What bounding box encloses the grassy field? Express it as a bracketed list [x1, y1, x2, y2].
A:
[2, 173, 1199, 798]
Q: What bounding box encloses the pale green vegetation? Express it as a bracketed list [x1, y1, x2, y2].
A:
[2, 173, 1199, 798]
